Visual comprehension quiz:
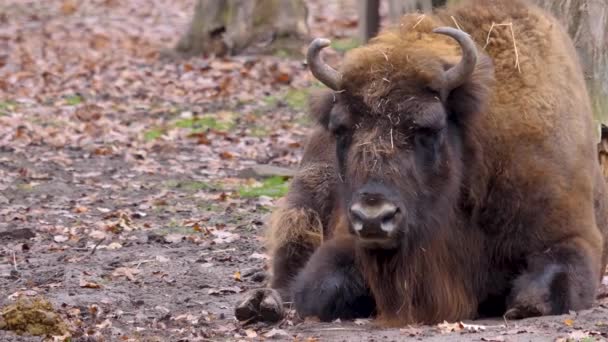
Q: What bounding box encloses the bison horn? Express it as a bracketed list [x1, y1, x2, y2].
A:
[306, 38, 342, 91]
[433, 27, 478, 91]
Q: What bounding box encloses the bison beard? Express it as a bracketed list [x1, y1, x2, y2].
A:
[237, 0, 608, 326]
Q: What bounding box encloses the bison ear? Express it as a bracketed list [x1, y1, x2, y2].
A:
[308, 88, 336, 128]
[446, 54, 495, 124]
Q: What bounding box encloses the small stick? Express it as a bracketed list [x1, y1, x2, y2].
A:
[413, 15, 426, 29]
[450, 16, 462, 31]
[484, 22, 521, 73]
[12, 251, 17, 271]
[199, 248, 237, 256]
[90, 238, 105, 256]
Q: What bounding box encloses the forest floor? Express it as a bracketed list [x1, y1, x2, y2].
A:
[1, 0, 608, 341]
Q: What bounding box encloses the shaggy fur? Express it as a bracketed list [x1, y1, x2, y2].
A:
[264, 0, 608, 325]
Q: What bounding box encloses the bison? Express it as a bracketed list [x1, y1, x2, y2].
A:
[236, 0, 608, 325]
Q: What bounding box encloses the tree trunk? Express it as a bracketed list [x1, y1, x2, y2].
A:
[531, 0, 608, 127]
[358, 0, 381, 43]
[387, 0, 433, 22]
[175, 0, 309, 57]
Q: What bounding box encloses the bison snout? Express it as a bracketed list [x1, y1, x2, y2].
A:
[349, 200, 400, 239]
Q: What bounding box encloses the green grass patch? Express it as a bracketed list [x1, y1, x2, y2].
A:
[173, 112, 235, 132]
[239, 176, 289, 198]
[261, 89, 310, 112]
[144, 128, 164, 141]
[250, 126, 270, 137]
[0, 100, 18, 115]
[65, 94, 83, 106]
[262, 95, 280, 108]
[165, 180, 218, 192]
[331, 38, 361, 52]
[284, 89, 308, 111]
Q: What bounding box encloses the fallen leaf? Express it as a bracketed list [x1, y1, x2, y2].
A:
[264, 328, 289, 338]
[212, 230, 240, 244]
[219, 151, 234, 160]
[564, 318, 574, 327]
[61, 0, 78, 15]
[461, 322, 486, 332]
[354, 318, 370, 325]
[164, 234, 185, 243]
[106, 242, 122, 250]
[95, 319, 112, 329]
[89, 230, 107, 240]
[437, 321, 463, 334]
[249, 252, 269, 260]
[54, 235, 69, 243]
[112, 267, 141, 281]
[79, 278, 102, 289]
[156, 255, 170, 263]
[234, 271, 242, 282]
[73, 206, 89, 213]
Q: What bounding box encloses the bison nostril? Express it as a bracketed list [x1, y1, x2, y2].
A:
[380, 207, 398, 223]
[349, 201, 399, 226]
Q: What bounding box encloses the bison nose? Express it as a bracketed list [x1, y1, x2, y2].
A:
[349, 200, 399, 238]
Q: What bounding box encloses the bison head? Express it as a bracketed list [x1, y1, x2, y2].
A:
[307, 23, 493, 250]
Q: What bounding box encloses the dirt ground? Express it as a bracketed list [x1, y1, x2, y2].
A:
[1, 1, 608, 341]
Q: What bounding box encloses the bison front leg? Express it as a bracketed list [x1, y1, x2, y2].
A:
[234, 204, 324, 323]
[505, 237, 601, 319]
[293, 237, 376, 321]
[235, 162, 337, 323]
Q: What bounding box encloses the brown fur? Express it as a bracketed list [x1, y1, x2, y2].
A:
[265, 0, 608, 325]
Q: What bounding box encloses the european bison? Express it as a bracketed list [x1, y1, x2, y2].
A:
[236, 0, 608, 325]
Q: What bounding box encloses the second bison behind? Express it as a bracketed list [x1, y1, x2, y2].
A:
[241, 0, 608, 326]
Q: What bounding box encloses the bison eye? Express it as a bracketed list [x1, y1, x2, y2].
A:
[414, 127, 443, 152]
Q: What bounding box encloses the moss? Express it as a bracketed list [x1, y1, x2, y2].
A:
[173, 112, 235, 132]
[165, 180, 218, 192]
[239, 176, 289, 198]
[284, 89, 308, 111]
[0, 100, 18, 115]
[64, 95, 83, 106]
[0, 297, 69, 337]
[144, 128, 165, 141]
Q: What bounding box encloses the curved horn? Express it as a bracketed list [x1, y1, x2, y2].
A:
[306, 38, 342, 91]
[433, 27, 478, 91]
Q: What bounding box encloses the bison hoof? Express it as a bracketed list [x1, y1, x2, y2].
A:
[234, 288, 284, 323]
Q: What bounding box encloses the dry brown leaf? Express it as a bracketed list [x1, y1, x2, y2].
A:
[61, 0, 78, 15]
[219, 151, 234, 160]
[264, 328, 289, 338]
[73, 206, 89, 213]
[437, 321, 463, 334]
[79, 278, 102, 289]
[564, 318, 574, 327]
[112, 267, 141, 281]
[233, 271, 242, 282]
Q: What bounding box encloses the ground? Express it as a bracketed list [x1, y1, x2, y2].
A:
[1, 1, 608, 341]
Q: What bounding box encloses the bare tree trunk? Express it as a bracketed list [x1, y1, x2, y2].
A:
[357, 0, 440, 42]
[531, 0, 608, 127]
[387, 0, 433, 22]
[358, 0, 380, 43]
[175, 0, 309, 57]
